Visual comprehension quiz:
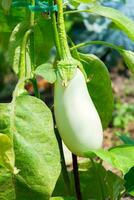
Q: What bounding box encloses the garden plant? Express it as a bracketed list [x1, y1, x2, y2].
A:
[0, 0, 134, 199]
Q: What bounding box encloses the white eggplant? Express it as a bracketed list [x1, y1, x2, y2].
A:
[54, 68, 103, 157]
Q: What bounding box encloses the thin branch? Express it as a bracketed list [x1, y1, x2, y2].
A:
[72, 154, 82, 200]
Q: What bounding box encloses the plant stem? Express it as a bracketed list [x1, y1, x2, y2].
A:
[56, 0, 71, 59]
[50, 1, 62, 59]
[55, 128, 72, 195]
[70, 40, 122, 52]
[72, 154, 82, 200]
[30, 0, 40, 98]
[31, 78, 40, 98]
[64, 9, 90, 15]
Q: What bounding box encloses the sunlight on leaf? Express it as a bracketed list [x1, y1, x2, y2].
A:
[0, 133, 15, 172]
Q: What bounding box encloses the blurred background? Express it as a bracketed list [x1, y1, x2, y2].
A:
[0, 0, 134, 149]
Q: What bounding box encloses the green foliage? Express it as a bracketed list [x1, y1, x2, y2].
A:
[113, 103, 134, 129]
[1, 0, 134, 199]
[53, 159, 124, 200]
[8, 19, 54, 75]
[76, 53, 114, 129]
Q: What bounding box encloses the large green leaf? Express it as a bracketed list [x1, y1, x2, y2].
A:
[77, 53, 114, 129]
[0, 93, 61, 199]
[88, 5, 134, 42]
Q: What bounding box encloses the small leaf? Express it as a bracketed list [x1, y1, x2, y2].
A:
[35, 63, 56, 83]
[0, 133, 15, 172]
[121, 50, 134, 75]
[76, 53, 114, 129]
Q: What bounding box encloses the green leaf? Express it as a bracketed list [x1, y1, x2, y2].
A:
[88, 5, 134, 42]
[0, 93, 61, 199]
[86, 145, 134, 174]
[0, 133, 15, 173]
[125, 166, 134, 197]
[77, 53, 114, 129]
[35, 63, 56, 83]
[8, 22, 28, 75]
[53, 159, 124, 200]
[121, 50, 134, 76]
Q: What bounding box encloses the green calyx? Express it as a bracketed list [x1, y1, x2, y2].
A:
[56, 58, 80, 86]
